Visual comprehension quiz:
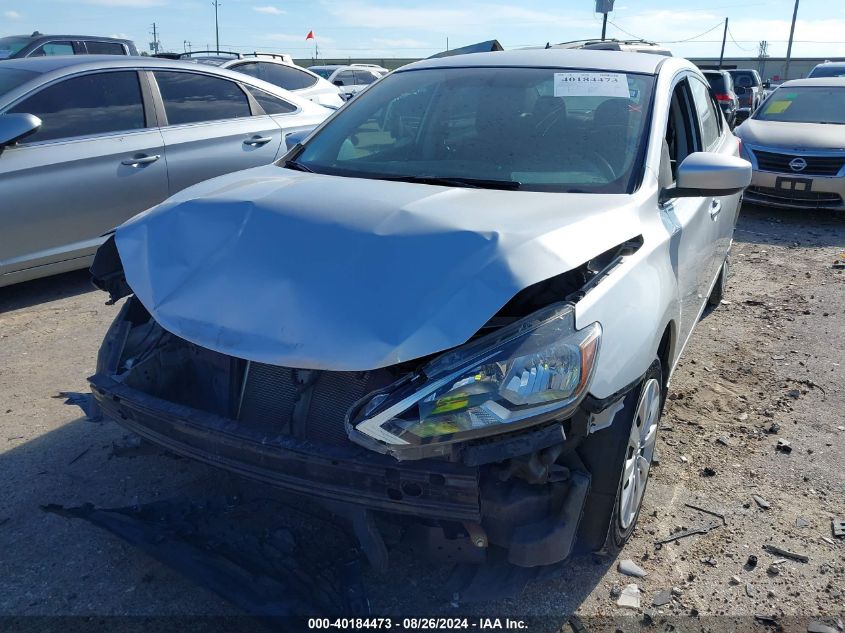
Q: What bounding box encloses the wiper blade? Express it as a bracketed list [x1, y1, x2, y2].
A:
[376, 175, 521, 190]
[283, 159, 313, 172]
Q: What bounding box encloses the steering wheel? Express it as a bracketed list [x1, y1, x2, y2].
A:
[583, 151, 616, 181]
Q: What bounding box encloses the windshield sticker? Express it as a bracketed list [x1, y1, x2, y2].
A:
[765, 100, 793, 114]
[554, 72, 630, 98]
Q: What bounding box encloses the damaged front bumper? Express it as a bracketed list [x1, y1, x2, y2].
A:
[90, 373, 482, 523]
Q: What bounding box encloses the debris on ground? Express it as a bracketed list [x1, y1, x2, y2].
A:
[807, 621, 839, 633]
[685, 502, 727, 525]
[776, 439, 793, 454]
[651, 590, 672, 607]
[67, 447, 90, 465]
[730, 575, 741, 585]
[746, 582, 756, 598]
[745, 555, 759, 571]
[752, 495, 771, 510]
[763, 544, 810, 563]
[654, 520, 722, 548]
[616, 584, 641, 609]
[618, 559, 647, 578]
[833, 519, 845, 538]
[796, 517, 810, 528]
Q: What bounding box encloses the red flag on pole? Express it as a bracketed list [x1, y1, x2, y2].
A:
[306, 30, 314, 40]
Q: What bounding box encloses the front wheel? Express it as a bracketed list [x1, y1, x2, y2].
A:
[576, 359, 663, 555]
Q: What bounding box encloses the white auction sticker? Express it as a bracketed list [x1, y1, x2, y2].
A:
[553, 72, 630, 98]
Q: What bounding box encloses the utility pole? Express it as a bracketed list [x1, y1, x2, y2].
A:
[212, 0, 221, 51]
[718, 17, 728, 69]
[758, 40, 769, 78]
[784, 0, 799, 80]
[150, 23, 159, 54]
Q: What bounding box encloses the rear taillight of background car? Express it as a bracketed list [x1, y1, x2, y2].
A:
[715, 93, 733, 102]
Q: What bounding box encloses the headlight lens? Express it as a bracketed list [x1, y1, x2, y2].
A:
[351, 303, 600, 450]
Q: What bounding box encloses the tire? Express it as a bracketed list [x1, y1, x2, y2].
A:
[576, 359, 663, 555]
[708, 257, 729, 307]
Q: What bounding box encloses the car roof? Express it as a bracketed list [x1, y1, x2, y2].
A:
[399, 48, 666, 75]
[4, 33, 130, 42]
[0, 55, 327, 111]
[778, 77, 845, 88]
[813, 61, 845, 67]
[0, 55, 225, 73]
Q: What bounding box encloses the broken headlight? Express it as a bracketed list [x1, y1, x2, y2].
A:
[352, 303, 600, 452]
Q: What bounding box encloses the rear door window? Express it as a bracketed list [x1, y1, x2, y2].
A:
[7, 71, 145, 143]
[153, 71, 251, 125]
[30, 41, 75, 57]
[85, 41, 126, 55]
[245, 86, 297, 115]
[353, 70, 379, 85]
[334, 71, 356, 86]
[262, 63, 317, 90]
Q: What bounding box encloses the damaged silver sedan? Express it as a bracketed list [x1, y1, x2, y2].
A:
[82, 49, 751, 570]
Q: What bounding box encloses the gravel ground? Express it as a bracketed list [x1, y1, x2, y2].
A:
[0, 203, 842, 631]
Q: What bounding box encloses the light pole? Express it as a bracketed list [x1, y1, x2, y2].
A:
[784, 0, 799, 80]
[212, 0, 221, 51]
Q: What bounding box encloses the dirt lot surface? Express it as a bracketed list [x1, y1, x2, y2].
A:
[0, 203, 843, 631]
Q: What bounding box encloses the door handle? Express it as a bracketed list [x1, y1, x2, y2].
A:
[709, 199, 722, 219]
[121, 154, 160, 167]
[243, 135, 273, 146]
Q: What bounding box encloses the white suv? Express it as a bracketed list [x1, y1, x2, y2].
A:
[180, 52, 344, 108]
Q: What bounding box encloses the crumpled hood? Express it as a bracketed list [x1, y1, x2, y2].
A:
[116, 166, 640, 370]
[737, 118, 845, 151]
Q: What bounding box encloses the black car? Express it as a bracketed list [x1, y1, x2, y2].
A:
[702, 70, 738, 128]
[0, 32, 137, 59]
[727, 68, 763, 122]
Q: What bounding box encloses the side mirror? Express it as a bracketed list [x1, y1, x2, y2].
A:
[659, 152, 751, 203]
[764, 80, 771, 89]
[0, 113, 42, 148]
[333, 80, 344, 87]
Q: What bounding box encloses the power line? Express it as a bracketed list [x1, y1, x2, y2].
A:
[727, 24, 755, 51]
[664, 21, 727, 43]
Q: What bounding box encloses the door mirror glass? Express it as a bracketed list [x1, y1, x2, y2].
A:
[0, 113, 42, 148]
[660, 152, 751, 202]
[333, 80, 344, 86]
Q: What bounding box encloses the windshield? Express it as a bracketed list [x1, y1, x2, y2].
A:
[0, 67, 40, 96]
[729, 71, 758, 86]
[755, 86, 845, 124]
[0, 37, 31, 59]
[808, 65, 845, 78]
[309, 68, 332, 79]
[292, 66, 655, 193]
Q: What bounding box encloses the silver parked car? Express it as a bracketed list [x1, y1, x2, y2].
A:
[0, 56, 331, 287]
[80, 49, 750, 570]
[735, 77, 845, 210]
[307, 65, 382, 100]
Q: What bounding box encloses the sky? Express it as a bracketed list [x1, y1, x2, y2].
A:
[2, 0, 844, 60]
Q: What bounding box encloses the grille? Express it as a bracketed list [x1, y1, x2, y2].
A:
[237, 363, 385, 445]
[752, 150, 845, 177]
[746, 185, 843, 208]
